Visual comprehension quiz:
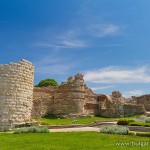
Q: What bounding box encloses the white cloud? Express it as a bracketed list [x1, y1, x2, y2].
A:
[84, 66, 150, 84]
[87, 24, 120, 37]
[34, 55, 76, 75]
[91, 85, 115, 91]
[122, 90, 144, 98]
[33, 29, 87, 49]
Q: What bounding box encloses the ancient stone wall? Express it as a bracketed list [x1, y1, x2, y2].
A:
[98, 94, 124, 118]
[52, 74, 85, 117]
[84, 85, 99, 116]
[132, 95, 150, 111]
[32, 74, 146, 119]
[0, 60, 34, 131]
[32, 74, 99, 118]
[124, 104, 145, 117]
[98, 92, 145, 118]
[32, 87, 57, 118]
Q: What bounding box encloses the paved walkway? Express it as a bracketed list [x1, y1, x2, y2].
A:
[50, 127, 100, 132]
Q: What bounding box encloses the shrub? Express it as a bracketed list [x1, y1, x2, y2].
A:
[36, 78, 59, 87]
[144, 117, 150, 123]
[117, 118, 134, 125]
[14, 126, 49, 134]
[100, 125, 129, 135]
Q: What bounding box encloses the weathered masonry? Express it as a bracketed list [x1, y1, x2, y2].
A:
[0, 59, 147, 131]
[131, 95, 150, 111]
[0, 60, 34, 131]
[32, 74, 145, 119]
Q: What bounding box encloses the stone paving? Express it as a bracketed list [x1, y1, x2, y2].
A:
[50, 127, 100, 132]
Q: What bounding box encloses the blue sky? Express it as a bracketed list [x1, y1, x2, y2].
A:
[1, 0, 150, 97]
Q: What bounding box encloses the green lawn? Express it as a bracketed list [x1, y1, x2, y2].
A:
[0, 132, 149, 150]
[37, 115, 140, 125]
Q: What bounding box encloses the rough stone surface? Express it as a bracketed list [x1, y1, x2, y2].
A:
[98, 94, 145, 118]
[0, 59, 147, 131]
[131, 95, 150, 111]
[31, 87, 57, 118]
[32, 73, 145, 118]
[0, 60, 34, 131]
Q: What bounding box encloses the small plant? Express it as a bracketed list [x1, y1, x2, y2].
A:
[100, 125, 129, 135]
[144, 117, 150, 123]
[14, 126, 49, 134]
[117, 118, 134, 125]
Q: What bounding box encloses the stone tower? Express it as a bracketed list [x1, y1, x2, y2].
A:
[0, 59, 34, 131]
[52, 73, 85, 117]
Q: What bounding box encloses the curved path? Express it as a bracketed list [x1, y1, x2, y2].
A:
[49, 121, 117, 132]
[50, 127, 100, 132]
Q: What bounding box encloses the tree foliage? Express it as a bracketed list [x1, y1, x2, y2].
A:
[36, 78, 59, 87]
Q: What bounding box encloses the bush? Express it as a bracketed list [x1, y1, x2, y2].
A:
[117, 118, 134, 125]
[144, 117, 150, 123]
[100, 125, 129, 135]
[14, 126, 49, 134]
[36, 78, 59, 87]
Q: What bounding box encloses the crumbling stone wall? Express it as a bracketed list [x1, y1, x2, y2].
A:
[124, 104, 145, 117]
[32, 75, 146, 119]
[98, 94, 124, 118]
[84, 85, 99, 116]
[0, 60, 34, 131]
[0, 59, 147, 130]
[32, 74, 99, 118]
[132, 95, 150, 111]
[52, 74, 85, 117]
[32, 87, 57, 118]
[98, 92, 145, 118]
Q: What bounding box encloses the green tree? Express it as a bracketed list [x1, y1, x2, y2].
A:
[36, 78, 59, 87]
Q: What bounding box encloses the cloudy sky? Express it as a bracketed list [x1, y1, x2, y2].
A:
[1, 0, 150, 97]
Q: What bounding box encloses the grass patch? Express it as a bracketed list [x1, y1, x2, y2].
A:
[0, 132, 149, 150]
[129, 122, 150, 127]
[136, 132, 150, 137]
[37, 115, 140, 125]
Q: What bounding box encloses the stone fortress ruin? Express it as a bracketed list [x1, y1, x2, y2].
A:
[0, 60, 149, 131]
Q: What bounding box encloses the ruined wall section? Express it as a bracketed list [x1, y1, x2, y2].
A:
[132, 95, 150, 111]
[98, 92, 145, 118]
[0, 60, 34, 131]
[52, 74, 85, 117]
[84, 85, 99, 116]
[32, 87, 57, 119]
[98, 94, 125, 118]
[124, 104, 145, 117]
